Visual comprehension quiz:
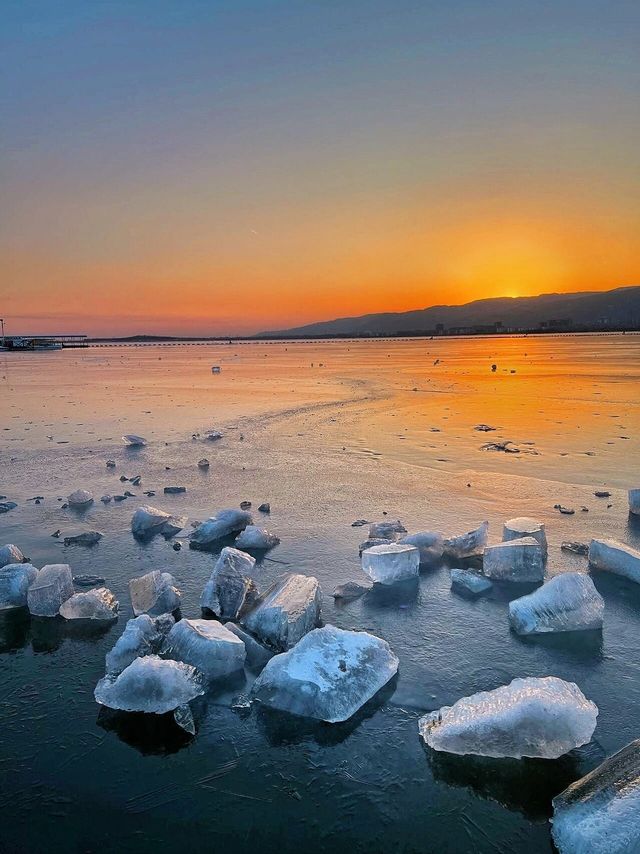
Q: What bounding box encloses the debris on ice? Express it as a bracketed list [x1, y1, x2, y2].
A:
[67, 489, 93, 507]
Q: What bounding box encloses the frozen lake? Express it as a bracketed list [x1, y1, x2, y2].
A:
[1, 334, 639, 853]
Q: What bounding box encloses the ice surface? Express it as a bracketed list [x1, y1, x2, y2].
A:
[443, 521, 489, 561]
[242, 573, 321, 651]
[94, 655, 204, 714]
[629, 489, 640, 516]
[419, 676, 597, 759]
[450, 568, 493, 596]
[235, 526, 280, 550]
[0, 563, 38, 610]
[27, 564, 74, 616]
[361, 543, 420, 585]
[59, 587, 119, 621]
[164, 618, 246, 681]
[131, 505, 171, 537]
[483, 536, 544, 582]
[122, 434, 147, 446]
[200, 546, 257, 619]
[551, 738, 640, 854]
[67, 489, 93, 507]
[509, 573, 604, 635]
[368, 520, 406, 540]
[589, 538, 640, 584]
[105, 614, 172, 674]
[252, 625, 399, 722]
[503, 517, 547, 558]
[398, 531, 444, 565]
[129, 570, 181, 616]
[190, 509, 252, 546]
[0, 544, 25, 568]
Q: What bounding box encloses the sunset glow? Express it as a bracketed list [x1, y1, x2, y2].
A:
[2, 1, 639, 336]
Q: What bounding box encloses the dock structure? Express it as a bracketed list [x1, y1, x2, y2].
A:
[0, 334, 88, 351]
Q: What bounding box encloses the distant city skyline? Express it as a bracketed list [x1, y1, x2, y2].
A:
[2, 1, 639, 336]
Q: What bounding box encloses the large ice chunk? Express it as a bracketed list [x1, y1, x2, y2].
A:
[27, 564, 74, 616]
[419, 676, 597, 759]
[67, 489, 93, 507]
[60, 587, 119, 621]
[368, 520, 406, 540]
[105, 614, 172, 674]
[241, 573, 321, 651]
[252, 625, 399, 722]
[399, 531, 444, 565]
[129, 570, 181, 616]
[629, 489, 640, 516]
[0, 544, 25, 568]
[450, 567, 492, 597]
[164, 618, 246, 681]
[0, 563, 38, 610]
[191, 509, 252, 547]
[443, 521, 489, 561]
[503, 517, 547, 558]
[235, 526, 280, 550]
[483, 536, 544, 582]
[361, 543, 419, 584]
[94, 655, 204, 713]
[589, 538, 640, 584]
[131, 505, 171, 537]
[200, 546, 257, 619]
[551, 738, 640, 854]
[509, 573, 604, 635]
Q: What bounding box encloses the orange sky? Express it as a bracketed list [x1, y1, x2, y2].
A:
[2, 2, 639, 335]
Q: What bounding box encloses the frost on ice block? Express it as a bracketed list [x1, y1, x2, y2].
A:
[27, 564, 74, 616]
[418, 676, 597, 759]
[164, 618, 246, 681]
[200, 546, 257, 620]
[589, 538, 640, 584]
[0, 563, 38, 610]
[483, 537, 544, 582]
[361, 543, 420, 584]
[60, 587, 119, 621]
[251, 625, 399, 722]
[129, 570, 181, 616]
[94, 655, 204, 714]
[509, 572, 603, 635]
[551, 738, 640, 854]
[241, 573, 321, 651]
[503, 517, 547, 558]
[399, 531, 444, 565]
[443, 521, 489, 561]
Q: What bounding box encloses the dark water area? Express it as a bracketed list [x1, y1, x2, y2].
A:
[1, 336, 640, 852]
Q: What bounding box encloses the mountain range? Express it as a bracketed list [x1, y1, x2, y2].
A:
[261, 286, 640, 338]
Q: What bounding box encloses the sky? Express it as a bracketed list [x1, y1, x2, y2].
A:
[1, 0, 639, 336]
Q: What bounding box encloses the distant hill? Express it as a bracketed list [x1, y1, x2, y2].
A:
[261, 286, 640, 338]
